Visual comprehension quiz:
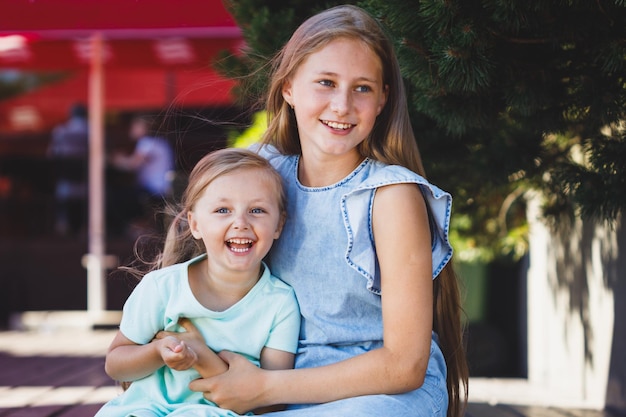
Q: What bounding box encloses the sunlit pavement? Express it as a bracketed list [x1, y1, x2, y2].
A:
[0, 312, 121, 412]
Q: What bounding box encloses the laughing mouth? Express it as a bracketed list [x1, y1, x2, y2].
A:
[322, 120, 354, 130]
[226, 238, 254, 253]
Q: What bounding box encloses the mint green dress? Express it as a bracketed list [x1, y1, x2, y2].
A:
[95, 254, 300, 417]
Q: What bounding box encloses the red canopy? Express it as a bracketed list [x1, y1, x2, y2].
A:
[0, 36, 241, 70]
[0, 0, 237, 34]
[0, 0, 242, 70]
[0, 0, 244, 319]
[0, 68, 236, 133]
[0, 0, 243, 134]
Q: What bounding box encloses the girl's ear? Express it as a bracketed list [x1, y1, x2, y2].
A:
[282, 80, 294, 108]
[187, 211, 201, 239]
[274, 212, 287, 239]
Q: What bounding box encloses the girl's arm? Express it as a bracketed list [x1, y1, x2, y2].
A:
[104, 330, 198, 382]
[190, 183, 434, 413]
[251, 347, 296, 414]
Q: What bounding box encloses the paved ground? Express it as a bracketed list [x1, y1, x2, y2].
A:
[0, 328, 120, 416]
[0, 316, 621, 417]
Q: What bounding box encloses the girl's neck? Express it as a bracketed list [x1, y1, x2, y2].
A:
[189, 260, 262, 312]
[298, 152, 365, 187]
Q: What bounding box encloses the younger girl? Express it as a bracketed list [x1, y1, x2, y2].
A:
[186, 5, 469, 417]
[95, 148, 301, 417]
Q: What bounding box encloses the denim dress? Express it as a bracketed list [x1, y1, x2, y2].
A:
[259, 150, 454, 417]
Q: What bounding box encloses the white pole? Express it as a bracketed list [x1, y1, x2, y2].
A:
[86, 32, 106, 320]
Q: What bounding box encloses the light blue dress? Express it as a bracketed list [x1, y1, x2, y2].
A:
[258, 148, 453, 417]
[95, 254, 301, 417]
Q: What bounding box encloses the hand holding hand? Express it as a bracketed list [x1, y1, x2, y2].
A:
[156, 318, 208, 356]
[158, 336, 198, 371]
[189, 350, 268, 414]
[155, 318, 228, 378]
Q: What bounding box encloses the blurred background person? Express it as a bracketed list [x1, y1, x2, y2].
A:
[108, 114, 175, 237]
[47, 103, 89, 236]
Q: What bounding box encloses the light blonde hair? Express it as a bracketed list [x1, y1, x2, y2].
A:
[124, 148, 286, 276]
[261, 5, 468, 416]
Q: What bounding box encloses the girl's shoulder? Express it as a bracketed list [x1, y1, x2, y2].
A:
[266, 273, 296, 297]
[258, 262, 297, 297]
[253, 144, 295, 167]
[357, 160, 449, 199]
[140, 254, 205, 287]
[345, 161, 453, 282]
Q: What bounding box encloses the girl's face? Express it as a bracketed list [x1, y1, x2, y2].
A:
[282, 37, 387, 160]
[188, 168, 284, 277]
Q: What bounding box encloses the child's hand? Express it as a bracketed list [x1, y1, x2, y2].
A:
[158, 336, 198, 371]
[155, 319, 228, 378]
[155, 318, 207, 357]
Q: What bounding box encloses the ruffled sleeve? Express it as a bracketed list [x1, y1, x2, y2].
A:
[341, 164, 453, 294]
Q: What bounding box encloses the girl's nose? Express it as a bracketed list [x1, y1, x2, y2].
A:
[232, 214, 249, 230]
[330, 89, 351, 115]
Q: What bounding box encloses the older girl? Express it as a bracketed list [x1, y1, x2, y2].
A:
[190, 4, 468, 417]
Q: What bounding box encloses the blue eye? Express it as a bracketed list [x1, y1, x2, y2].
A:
[216, 208, 229, 214]
[318, 79, 334, 87]
[355, 85, 372, 93]
[251, 208, 265, 214]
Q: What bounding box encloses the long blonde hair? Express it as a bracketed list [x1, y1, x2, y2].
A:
[261, 5, 468, 416]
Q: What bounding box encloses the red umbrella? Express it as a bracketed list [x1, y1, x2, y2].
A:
[0, 0, 237, 34]
[0, 1, 242, 134]
[0, 68, 236, 134]
[0, 0, 243, 320]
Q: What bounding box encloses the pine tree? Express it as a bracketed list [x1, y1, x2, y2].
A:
[365, 0, 626, 220]
[217, 0, 626, 260]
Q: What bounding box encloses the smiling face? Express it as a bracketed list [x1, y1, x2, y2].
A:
[187, 167, 284, 277]
[282, 37, 388, 161]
